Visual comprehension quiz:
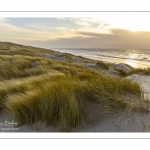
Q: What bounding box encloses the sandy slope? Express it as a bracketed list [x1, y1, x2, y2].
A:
[0, 49, 150, 132]
[126, 74, 150, 100]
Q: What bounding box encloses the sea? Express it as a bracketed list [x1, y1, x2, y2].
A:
[52, 48, 150, 69]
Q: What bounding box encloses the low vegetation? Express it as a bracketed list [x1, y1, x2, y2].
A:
[124, 63, 134, 69]
[5, 72, 145, 131]
[0, 42, 148, 131]
[114, 68, 128, 76]
[115, 67, 150, 76]
[96, 61, 110, 70]
[64, 53, 74, 60]
[128, 68, 150, 76]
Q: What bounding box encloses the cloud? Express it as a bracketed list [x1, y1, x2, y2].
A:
[57, 18, 67, 20]
[109, 28, 132, 35]
[0, 18, 93, 43]
[56, 27, 66, 30]
[1, 18, 150, 49]
[70, 18, 109, 28]
[0, 21, 79, 42]
[0, 17, 110, 43]
[0, 18, 9, 23]
[29, 29, 150, 49]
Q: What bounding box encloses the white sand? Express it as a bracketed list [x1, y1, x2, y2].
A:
[126, 74, 150, 100]
[82, 111, 150, 132]
[82, 74, 150, 132]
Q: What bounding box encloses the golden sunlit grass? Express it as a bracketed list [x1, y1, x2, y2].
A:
[0, 42, 148, 131]
[64, 53, 74, 60]
[5, 74, 144, 131]
[0, 54, 88, 80]
[128, 68, 150, 76]
[115, 67, 150, 76]
[0, 55, 50, 80]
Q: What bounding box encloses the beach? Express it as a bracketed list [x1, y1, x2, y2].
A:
[52, 48, 150, 69]
[0, 42, 150, 132]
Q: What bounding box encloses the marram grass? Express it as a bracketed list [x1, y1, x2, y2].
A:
[115, 67, 150, 76]
[0, 42, 148, 131]
[96, 61, 110, 70]
[5, 74, 145, 131]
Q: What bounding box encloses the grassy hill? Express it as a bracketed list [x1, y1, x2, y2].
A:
[0, 42, 148, 131]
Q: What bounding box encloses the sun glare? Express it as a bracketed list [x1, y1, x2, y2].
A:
[125, 53, 138, 68]
[99, 13, 150, 32]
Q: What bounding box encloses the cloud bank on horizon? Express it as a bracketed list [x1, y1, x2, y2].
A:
[0, 14, 150, 49]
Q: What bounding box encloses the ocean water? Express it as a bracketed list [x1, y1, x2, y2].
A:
[52, 48, 150, 68]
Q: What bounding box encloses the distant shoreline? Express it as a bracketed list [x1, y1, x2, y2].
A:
[52, 48, 150, 69]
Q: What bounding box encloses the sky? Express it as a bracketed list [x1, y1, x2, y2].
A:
[0, 13, 150, 49]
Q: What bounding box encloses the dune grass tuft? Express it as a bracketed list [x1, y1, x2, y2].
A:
[96, 61, 110, 70]
[128, 68, 150, 76]
[5, 78, 82, 131]
[114, 68, 128, 76]
[115, 67, 150, 77]
[124, 64, 134, 69]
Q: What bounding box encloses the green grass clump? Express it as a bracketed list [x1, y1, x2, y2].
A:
[40, 80, 81, 131]
[0, 80, 31, 111]
[96, 61, 110, 70]
[6, 78, 82, 131]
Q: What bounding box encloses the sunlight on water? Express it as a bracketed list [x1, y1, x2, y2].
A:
[125, 53, 138, 68]
[53, 48, 150, 69]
